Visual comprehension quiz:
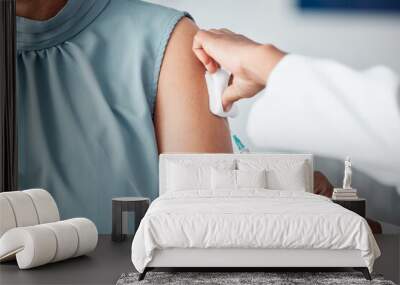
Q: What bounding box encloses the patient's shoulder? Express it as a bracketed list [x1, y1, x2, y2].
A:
[155, 17, 233, 153]
[156, 17, 203, 105]
[157, 16, 203, 113]
[160, 17, 200, 75]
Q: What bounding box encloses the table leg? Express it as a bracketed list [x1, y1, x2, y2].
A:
[112, 201, 124, 242]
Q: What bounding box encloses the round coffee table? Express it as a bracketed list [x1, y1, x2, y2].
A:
[112, 197, 150, 242]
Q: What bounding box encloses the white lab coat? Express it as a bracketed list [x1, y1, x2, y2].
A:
[247, 55, 400, 192]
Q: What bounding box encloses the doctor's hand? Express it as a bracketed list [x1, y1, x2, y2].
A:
[193, 28, 285, 110]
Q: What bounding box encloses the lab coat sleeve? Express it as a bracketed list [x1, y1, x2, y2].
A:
[247, 54, 400, 187]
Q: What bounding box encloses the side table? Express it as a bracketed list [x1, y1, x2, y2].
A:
[332, 198, 366, 218]
[112, 197, 150, 242]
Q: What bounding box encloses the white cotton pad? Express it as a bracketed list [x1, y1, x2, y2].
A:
[205, 69, 238, 118]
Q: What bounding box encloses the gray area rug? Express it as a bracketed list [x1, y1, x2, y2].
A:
[117, 272, 396, 285]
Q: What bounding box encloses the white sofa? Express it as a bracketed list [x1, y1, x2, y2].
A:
[0, 189, 97, 269]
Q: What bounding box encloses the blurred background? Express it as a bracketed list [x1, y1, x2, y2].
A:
[149, 0, 400, 228]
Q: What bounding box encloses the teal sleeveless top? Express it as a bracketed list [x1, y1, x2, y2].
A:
[17, 0, 190, 233]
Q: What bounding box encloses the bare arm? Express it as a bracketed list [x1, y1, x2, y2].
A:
[155, 18, 233, 153]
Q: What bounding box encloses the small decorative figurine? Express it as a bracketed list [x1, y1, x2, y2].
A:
[343, 156, 352, 189]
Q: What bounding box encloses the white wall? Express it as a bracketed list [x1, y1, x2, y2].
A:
[149, 0, 400, 70]
[148, 0, 400, 226]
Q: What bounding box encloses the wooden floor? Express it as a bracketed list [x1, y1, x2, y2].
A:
[0, 234, 398, 284]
